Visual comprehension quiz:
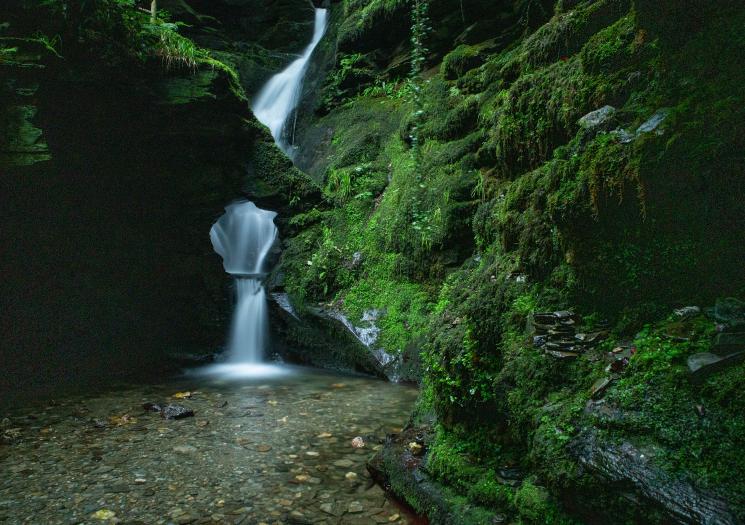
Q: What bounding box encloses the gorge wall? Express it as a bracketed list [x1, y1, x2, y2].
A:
[2, 0, 744, 523]
[0, 0, 316, 399]
[272, 0, 745, 523]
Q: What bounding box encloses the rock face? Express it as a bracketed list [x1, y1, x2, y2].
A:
[269, 0, 745, 523]
[268, 294, 421, 381]
[368, 427, 499, 525]
[0, 0, 314, 402]
[569, 430, 738, 525]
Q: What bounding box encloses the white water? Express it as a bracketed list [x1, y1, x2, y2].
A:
[201, 10, 326, 379]
[210, 201, 277, 364]
[252, 8, 328, 155]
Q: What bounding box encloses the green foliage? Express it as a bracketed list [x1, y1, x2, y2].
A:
[442, 44, 482, 80]
[514, 481, 576, 525]
[280, 0, 745, 521]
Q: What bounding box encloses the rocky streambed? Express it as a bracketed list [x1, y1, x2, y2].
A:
[0, 367, 419, 525]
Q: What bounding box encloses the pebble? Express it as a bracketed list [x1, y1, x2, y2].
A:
[348, 501, 364, 513]
[0, 371, 417, 524]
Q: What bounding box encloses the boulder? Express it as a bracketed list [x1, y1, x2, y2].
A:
[569, 429, 738, 524]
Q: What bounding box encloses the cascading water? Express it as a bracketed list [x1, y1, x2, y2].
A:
[252, 8, 328, 156]
[198, 10, 326, 379]
[210, 201, 277, 364]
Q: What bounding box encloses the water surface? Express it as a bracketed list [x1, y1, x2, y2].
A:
[0, 366, 419, 524]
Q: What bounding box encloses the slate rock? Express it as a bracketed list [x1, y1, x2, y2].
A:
[712, 332, 745, 355]
[636, 108, 671, 134]
[161, 404, 194, 420]
[578, 105, 616, 129]
[569, 429, 738, 524]
[688, 351, 745, 382]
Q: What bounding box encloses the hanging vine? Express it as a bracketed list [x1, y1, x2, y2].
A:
[407, 0, 437, 251]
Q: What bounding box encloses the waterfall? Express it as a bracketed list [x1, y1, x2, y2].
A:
[210, 201, 277, 363]
[198, 11, 325, 378]
[252, 8, 328, 156]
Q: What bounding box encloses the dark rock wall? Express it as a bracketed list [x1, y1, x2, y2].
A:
[0, 0, 317, 402]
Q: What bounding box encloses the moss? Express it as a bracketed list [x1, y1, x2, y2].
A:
[520, 0, 632, 69]
[337, 0, 410, 54]
[280, 0, 745, 521]
[514, 481, 576, 524]
[441, 44, 483, 80]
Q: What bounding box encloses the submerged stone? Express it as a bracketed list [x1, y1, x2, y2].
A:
[161, 405, 195, 420]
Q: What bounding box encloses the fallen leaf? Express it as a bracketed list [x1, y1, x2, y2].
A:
[172, 391, 193, 399]
[91, 509, 116, 520]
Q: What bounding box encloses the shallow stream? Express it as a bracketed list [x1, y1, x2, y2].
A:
[0, 367, 419, 525]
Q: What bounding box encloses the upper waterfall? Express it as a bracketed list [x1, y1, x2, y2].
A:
[252, 8, 328, 155]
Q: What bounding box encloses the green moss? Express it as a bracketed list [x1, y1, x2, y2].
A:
[442, 44, 483, 80]
[514, 481, 576, 525]
[280, 1, 745, 521]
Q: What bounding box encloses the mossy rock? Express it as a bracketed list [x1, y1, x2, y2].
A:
[442, 44, 484, 80]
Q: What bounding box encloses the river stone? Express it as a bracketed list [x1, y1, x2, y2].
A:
[347, 501, 364, 513]
[173, 445, 197, 454]
[333, 459, 354, 468]
[161, 405, 194, 420]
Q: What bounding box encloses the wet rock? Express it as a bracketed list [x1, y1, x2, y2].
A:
[688, 351, 745, 383]
[711, 332, 745, 355]
[610, 128, 634, 143]
[636, 108, 671, 135]
[569, 429, 738, 524]
[674, 306, 700, 319]
[497, 467, 523, 481]
[348, 501, 364, 513]
[319, 502, 343, 517]
[351, 436, 365, 448]
[161, 405, 194, 420]
[173, 445, 197, 454]
[590, 377, 613, 400]
[709, 297, 745, 330]
[530, 310, 604, 358]
[578, 105, 616, 130]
